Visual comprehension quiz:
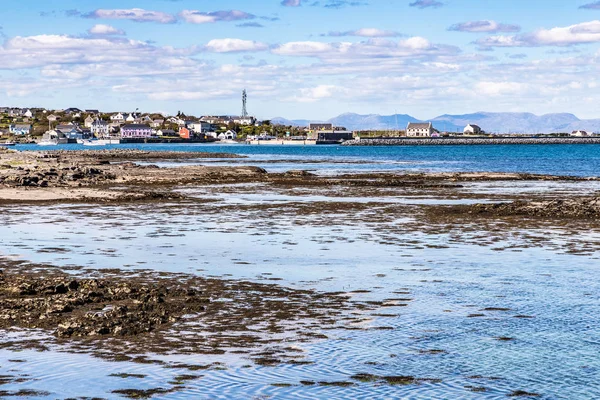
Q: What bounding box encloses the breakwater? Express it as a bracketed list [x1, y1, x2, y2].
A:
[342, 137, 600, 146]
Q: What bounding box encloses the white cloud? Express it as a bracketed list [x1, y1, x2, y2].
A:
[0, 34, 197, 70]
[327, 28, 402, 37]
[448, 20, 520, 33]
[205, 39, 269, 53]
[477, 20, 600, 48]
[475, 81, 526, 96]
[273, 41, 335, 56]
[178, 10, 255, 24]
[272, 37, 456, 60]
[88, 24, 125, 36]
[85, 8, 177, 24]
[282, 0, 302, 6]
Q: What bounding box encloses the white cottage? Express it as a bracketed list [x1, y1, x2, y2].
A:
[464, 124, 483, 135]
[571, 130, 589, 137]
[406, 122, 434, 137]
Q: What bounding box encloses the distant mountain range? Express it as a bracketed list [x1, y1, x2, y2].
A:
[271, 112, 600, 133]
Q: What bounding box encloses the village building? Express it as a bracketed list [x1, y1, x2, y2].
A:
[571, 130, 590, 137]
[110, 113, 125, 123]
[315, 130, 353, 142]
[179, 127, 192, 139]
[23, 109, 33, 118]
[157, 129, 177, 137]
[151, 119, 164, 128]
[232, 116, 255, 125]
[218, 130, 237, 140]
[64, 107, 82, 115]
[47, 114, 59, 122]
[9, 124, 32, 135]
[125, 113, 136, 123]
[309, 123, 333, 131]
[200, 116, 231, 125]
[121, 124, 153, 138]
[91, 119, 110, 137]
[56, 124, 85, 140]
[406, 122, 434, 137]
[42, 130, 69, 144]
[84, 116, 95, 128]
[85, 109, 100, 115]
[187, 121, 213, 133]
[464, 124, 483, 135]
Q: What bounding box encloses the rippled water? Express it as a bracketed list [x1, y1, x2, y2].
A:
[1, 177, 600, 399]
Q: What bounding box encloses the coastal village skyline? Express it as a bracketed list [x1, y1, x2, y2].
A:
[2, 0, 600, 120]
[3, 102, 600, 135]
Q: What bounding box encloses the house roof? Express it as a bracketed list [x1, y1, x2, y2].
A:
[56, 124, 81, 131]
[466, 124, 481, 129]
[12, 124, 31, 129]
[407, 122, 432, 129]
[122, 124, 151, 129]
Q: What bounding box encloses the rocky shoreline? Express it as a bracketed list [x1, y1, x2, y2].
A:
[3, 148, 596, 204]
[0, 260, 378, 365]
[343, 137, 600, 146]
[463, 197, 600, 218]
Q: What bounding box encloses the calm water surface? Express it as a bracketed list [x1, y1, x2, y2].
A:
[16, 142, 600, 176]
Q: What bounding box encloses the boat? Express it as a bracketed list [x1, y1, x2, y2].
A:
[97, 138, 120, 145]
[82, 139, 106, 146]
[38, 140, 58, 146]
[0, 141, 16, 147]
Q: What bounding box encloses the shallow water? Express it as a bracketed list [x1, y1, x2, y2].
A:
[16, 142, 600, 176]
[1, 180, 600, 398]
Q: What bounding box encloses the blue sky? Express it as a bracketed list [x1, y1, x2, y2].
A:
[1, 0, 600, 119]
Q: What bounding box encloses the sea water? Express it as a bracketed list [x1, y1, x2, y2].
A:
[1, 145, 600, 399]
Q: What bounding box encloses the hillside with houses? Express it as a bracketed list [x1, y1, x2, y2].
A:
[0, 107, 267, 144]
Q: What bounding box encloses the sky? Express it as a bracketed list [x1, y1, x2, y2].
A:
[1, 0, 600, 120]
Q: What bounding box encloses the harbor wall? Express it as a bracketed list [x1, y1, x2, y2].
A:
[342, 137, 600, 146]
[247, 140, 318, 145]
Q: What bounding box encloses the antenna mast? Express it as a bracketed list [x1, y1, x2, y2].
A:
[242, 89, 248, 118]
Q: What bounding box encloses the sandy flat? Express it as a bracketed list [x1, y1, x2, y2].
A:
[0, 187, 120, 201]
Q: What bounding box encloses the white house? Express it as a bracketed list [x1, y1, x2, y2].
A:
[571, 130, 590, 137]
[464, 124, 483, 135]
[151, 119, 164, 128]
[9, 124, 32, 135]
[167, 117, 186, 126]
[84, 115, 95, 128]
[23, 109, 33, 118]
[126, 113, 136, 122]
[406, 122, 434, 137]
[111, 113, 124, 123]
[218, 130, 237, 140]
[47, 114, 59, 122]
[233, 116, 255, 125]
[188, 121, 213, 133]
[91, 119, 110, 137]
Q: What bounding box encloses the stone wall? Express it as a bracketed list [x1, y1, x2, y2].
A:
[342, 137, 600, 146]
